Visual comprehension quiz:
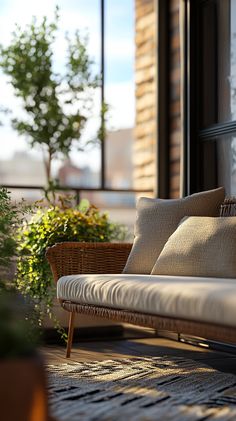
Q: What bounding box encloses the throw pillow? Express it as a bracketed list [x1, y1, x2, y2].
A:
[152, 216, 236, 278]
[123, 187, 225, 274]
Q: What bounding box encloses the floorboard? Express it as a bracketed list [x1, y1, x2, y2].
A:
[41, 328, 236, 374]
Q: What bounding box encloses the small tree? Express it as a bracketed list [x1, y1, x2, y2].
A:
[0, 8, 99, 184]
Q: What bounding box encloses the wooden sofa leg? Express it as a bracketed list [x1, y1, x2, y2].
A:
[66, 312, 75, 358]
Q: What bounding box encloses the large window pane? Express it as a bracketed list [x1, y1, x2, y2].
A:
[202, 135, 236, 195]
[0, 0, 137, 233]
[217, 135, 236, 195]
[105, 0, 135, 189]
[199, 0, 236, 127]
[0, 0, 101, 190]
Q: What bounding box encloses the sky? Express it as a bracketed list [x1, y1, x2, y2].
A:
[0, 0, 135, 170]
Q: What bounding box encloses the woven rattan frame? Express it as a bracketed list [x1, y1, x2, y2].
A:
[46, 242, 132, 283]
[46, 198, 236, 356]
[62, 301, 236, 344]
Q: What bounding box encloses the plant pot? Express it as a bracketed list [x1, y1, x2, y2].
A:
[0, 354, 50, 421]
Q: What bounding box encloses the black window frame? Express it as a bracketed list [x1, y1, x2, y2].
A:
[181, 0, 236, 195]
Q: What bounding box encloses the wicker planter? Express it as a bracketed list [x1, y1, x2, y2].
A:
[0, 355, 50, 421]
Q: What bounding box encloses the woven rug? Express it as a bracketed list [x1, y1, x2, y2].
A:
[47, 356, 236, 421]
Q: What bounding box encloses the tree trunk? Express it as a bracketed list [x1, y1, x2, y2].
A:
[43, 150, 52, 186]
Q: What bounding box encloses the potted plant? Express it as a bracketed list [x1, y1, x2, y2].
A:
[0, 188, 50, 421]
[0, 284, 51, 421]
[16, 196, 126, 334]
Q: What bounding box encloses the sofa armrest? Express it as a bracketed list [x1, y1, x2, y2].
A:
[46, 242, 132, 283]
[220, 197, 236, 216]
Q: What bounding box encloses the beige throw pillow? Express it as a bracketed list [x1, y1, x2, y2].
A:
[152, 216, 236, 278]
[123, 187, 225, 274]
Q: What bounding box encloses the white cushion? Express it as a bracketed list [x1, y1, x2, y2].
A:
[57, 274, 236, 327]
[123, 187, 225, 274]
[152, 216, 236, 278]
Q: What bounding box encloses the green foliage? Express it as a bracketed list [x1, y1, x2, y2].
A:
[0, 189, 38, 358]
[16, 200, 126, 326]
[0, 281, 39, 358]
[0, 188, 17, 270]
[0, 187, 30, 277]
[0, 7, 99, 182]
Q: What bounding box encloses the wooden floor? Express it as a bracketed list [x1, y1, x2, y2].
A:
[42, 327, 236, 375]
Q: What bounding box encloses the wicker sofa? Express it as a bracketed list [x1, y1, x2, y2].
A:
[46, 197, 236, 358]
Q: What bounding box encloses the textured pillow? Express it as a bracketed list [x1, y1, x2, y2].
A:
[152, 216, 236, 278]
[123, 187, 225, 274]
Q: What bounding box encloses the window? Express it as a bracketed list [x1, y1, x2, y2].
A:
[183, 0, 236, 195]
[0, 0, 146, 237]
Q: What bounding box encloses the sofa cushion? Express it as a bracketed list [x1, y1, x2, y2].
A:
[57, 273, 236, 327]
[152, 216, 236, 278]
[123, 187, 225, 274]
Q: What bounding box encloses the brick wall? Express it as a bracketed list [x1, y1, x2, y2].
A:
[169, 0, 181, 198]
[134, 0, 156, 193]
[134, 0, 181, 198]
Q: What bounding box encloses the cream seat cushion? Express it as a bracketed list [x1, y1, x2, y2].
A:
[123, 187, 225, 274]
[152, 216, 236, 278]
[57, 274, 236, 327]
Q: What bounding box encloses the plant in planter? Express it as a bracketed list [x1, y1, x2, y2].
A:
[0, 189, 50, 421]
[0, 187, 39, 355]
[0, 283, 51, 421]
[16, 198, 126, 331]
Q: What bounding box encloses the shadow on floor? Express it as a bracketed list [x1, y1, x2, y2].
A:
[45, 335, 236, 375]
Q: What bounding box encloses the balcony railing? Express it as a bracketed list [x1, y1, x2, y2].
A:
[2, 184, 154, 204]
